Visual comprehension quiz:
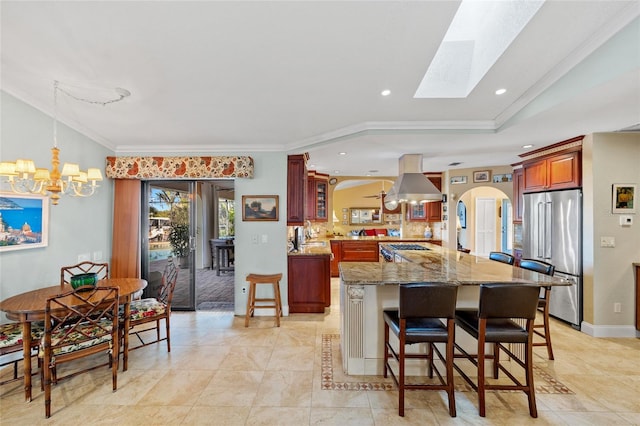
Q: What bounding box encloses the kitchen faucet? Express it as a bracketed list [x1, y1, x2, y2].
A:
[306, 220, 313, 239]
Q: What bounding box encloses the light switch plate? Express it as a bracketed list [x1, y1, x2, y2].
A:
[600, 236, 615, 248]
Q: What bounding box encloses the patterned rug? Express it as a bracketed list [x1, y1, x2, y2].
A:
[321, 334, 573, 394]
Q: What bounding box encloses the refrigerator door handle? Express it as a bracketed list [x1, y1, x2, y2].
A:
[537, 202, 544, 258]
[545, 201, 553, 260]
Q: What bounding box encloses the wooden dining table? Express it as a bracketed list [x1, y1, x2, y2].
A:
[0, 278, 147, 402]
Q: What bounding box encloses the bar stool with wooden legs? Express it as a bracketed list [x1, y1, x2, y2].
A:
[519, 259, 556, 360]
[245, 273, 283, 327]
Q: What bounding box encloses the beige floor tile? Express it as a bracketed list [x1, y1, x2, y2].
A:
[2, 278, 639, 425]
[253, 370, 313, 407]
[245, 406, 311, 425]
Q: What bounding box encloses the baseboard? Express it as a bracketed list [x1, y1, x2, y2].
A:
[581, 322, 640, 338]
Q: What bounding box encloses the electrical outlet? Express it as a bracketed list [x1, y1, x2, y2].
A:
[251, 234, 258, 244]
[614, 303, 621, 313]
[261, 234, 268, 243]
[93, 251, 102, 261]
[78, 253, 90, 262]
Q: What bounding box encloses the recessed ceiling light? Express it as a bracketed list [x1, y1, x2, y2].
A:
[338, 152, 347, 156]
[333, 170, 340, 174]
[522, 144, 534, 149]
[368, 169, 379, 173]
[495, 88, 507, 95]
[448, 162, 463, 166]
[381, 89, 391, 96]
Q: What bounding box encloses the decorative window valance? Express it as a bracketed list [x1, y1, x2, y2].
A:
[105, 156, 254, 179]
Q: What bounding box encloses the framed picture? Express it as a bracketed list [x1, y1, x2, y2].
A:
[473, 170, 491, 183]
[492, 173, 513, 183]
[0, 193, 49, 252]
[457, 201, 467, 229]
[612, 184, 636, 213]
[242, 195, 279, 221]
[450, 176, 467, 185]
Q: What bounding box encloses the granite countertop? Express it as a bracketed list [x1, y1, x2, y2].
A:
[287, 237, 442, 256]
[340, 243, 570, 287]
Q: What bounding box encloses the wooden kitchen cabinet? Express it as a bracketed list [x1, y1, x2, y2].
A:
[341, 241, 379, 262]
[330, 240, 341, 277]
[306, 171, 329, 222]
[287, 154, 308, 225]
[407, 176, 442, 222]
[513, 167, 524, 223]
[288, 255, 330, 313]
[523, 150, 581, 193]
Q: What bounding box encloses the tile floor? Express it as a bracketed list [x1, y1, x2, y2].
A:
[1, 279, 639, 425]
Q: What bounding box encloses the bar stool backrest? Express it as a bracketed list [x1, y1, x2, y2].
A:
[488, 252, 515, 265]
[479, 283, 539, 320]
[519, 259, 555, 276]
[399, 283, 458, 319]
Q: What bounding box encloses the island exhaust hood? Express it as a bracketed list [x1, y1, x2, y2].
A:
[384, 154, 441, 207]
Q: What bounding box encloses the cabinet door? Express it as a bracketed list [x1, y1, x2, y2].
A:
[330, 241, 341, 277]
[315, 179, 328, 221]
[547, 151, 580, 189]
[523, 158, 547, 192]
[513, 168, 524, 223]
[305, 177, 316, 221]
[287, 155, 307, 225]
[287, 255, 330, 313]
[408, 204, 428, 221]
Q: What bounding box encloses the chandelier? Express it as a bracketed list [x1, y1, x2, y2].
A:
[0, 80, 130, 205]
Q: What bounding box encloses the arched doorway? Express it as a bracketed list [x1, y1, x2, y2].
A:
[455, 186, 511, 256]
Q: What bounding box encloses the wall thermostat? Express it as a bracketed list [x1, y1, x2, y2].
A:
[620, 215, 633, 226]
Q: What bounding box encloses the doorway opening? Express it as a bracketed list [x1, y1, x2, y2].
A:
[455, 186, 511, 257]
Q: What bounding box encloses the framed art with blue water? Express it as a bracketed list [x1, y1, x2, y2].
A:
[0, 193, 49, 252]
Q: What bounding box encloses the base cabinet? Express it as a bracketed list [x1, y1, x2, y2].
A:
[288, 255, 330, 313]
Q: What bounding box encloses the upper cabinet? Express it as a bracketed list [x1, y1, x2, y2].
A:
[522, 147, 581, 193]
[287, 154, 308, 225]
[407, 175, 442, 222]
[306, 171, 329, 222]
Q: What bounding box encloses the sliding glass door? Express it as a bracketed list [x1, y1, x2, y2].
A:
[142, 181, 196, 310]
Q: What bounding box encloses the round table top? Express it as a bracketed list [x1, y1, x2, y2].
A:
[0, 278, 147, 321]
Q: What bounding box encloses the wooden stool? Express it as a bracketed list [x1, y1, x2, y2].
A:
[245, 273, 283, 327]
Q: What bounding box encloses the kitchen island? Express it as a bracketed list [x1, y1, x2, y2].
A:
[339, 242, 569, 375]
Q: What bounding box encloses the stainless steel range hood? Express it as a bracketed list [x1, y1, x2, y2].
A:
[385, 154, 441, 206]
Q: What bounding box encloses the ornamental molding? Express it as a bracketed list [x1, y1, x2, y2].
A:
[105, 156, 254, 179]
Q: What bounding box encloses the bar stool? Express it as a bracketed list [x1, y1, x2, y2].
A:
[454, 283, 540, 418]
[245, 273, 283, 327]
[519, 259, 556, 360]
[489, 251, 515, 265]
[383, 282, 458, 417]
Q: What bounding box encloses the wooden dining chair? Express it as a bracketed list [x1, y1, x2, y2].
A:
[41, 286, 120, 418]
[122, 258, 179, 353]
[60, 261, 109, 287]
[519, 259, 556, 360]
[0, 322, 43, 386]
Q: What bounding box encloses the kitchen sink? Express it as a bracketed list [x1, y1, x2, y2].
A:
[302, 241, 327, 247]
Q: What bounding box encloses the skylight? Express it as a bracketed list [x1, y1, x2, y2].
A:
[415, 0, 545, 99]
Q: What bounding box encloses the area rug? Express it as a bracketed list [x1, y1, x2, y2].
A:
[321, 334, 573, 394]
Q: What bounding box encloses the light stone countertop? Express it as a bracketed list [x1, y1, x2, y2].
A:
[340, 243, 570, 286]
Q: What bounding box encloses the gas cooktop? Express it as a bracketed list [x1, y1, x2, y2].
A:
[387, 244, 430, 251]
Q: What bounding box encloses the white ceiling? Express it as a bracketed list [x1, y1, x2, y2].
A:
[2, 1, 639, 177]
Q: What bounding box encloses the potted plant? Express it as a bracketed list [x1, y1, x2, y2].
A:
[169, 223, 190, 267]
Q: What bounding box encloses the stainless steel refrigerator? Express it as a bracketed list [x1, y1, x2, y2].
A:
[523, 189, 582, 327]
